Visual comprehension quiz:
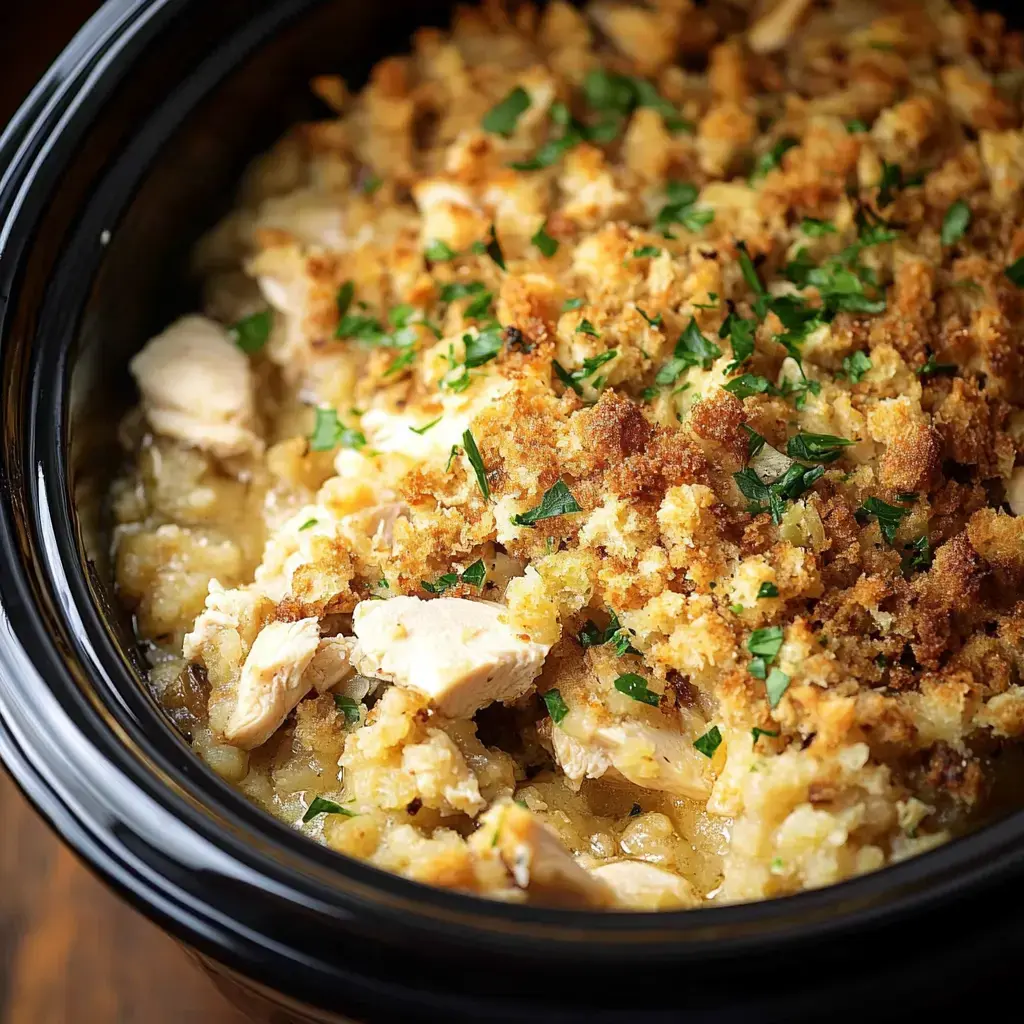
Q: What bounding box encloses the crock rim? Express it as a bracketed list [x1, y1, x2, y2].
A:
[2, 0, 1024, 1000]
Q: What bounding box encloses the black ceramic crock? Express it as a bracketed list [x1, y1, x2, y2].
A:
[2, 1, 1024, 1020]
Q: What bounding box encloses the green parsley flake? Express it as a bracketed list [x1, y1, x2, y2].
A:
[752, 726, 780, 743]
[440, 281, 486, 302]
[336, 280, 355, 316]
[578, 611, 638, 655]
[576, 319, 600, 337]
[693, 726, 722, 758]
[757, 582, 779, 599]
[383, 347, 417, 377]
[752, 137, 798, 179]
[766, 668, 791, 708]
[424, 239, 457, 262]
[463, 291, 494, 320]
[482, 86, 531, 137]
[1005, 256, 1024, 287]
[463, 328, 503, 368]
[333, 695, 361, 725]
[856, 497, 909, 544]
[461, 429, 490, 501]
[230, 310, 272, 354]
[842, 351, 872, 383]
[554, 350, 617, 394]
[655, 318, 721, 386]
[917, 353, 956, 377]
[724, 374, 774, 399]
[730, 604, 745, 615]
[733, 463, 824, 524]
[562, 297, 584, 312]
[542, 688, 569, 725]
[637, 307, 662, 327]
[422, 559, 487, 595]
[800, 218, 837, 237]
[613, 673, 660, 706]
[941, 200, 971, 246]
[786, 431, 855, 464]
[846, 119, 869, 133]
[410, 416, 443, 435]
[302, 796, 357, 823]
[309, 408, 366, 452]
[631, 245, 662, 259]
[461, 559, 487, 589]
[748, 625, 784, 661]
[654, 181, 713, 237]
[531, 221, 559, 257]
[298, 518, 318, 532]
[511, 479, 582, 527]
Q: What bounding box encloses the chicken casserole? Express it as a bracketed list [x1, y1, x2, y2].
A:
[111, 0, 1024, 910]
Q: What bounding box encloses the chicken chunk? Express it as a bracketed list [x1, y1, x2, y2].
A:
[471, 802, 613, 908]
[747, 0, 813, 54]
[225, 618, 354, 749]
[589, 861, 700, 910]
[130, 315, 262, 458]
[351, 597, 550, 718]
[545, 648, 713, 800]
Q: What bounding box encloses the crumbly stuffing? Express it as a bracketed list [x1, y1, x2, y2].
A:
[111, 0, 1024, 908]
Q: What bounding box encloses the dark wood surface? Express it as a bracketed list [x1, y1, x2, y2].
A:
[1, 3, 245, 1021]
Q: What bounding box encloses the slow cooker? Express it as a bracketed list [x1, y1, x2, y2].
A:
[2, 1, 1024, 1020]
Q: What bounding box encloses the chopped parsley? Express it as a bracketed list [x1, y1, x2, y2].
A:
[542, 688, 569, 725]
[335, 312, 385, 342]
[752, 726, 779, 743]
[917, 353, 956, 377]
[582, 68, 693, 134]
[902, 535, 933, 573]
[360, 174, 382, 195]
[613, 673, 660, 706]
[637, 307, 662, 327]
[424, 239, 457, 262]
[765, 668, 791, 708]
[445, 445, 460, 472]
[654, 181, 713, 237]
[786, 431, 854, 464]
[724, 373, 774, 399]
[554, 350, 617, 394]
[730, 603, 745, 615]
[333, 695, 361, 725]
[383, 347, 417, 377]
[631, 245, 662, 259]
[229, 310, 272, 354]
[578, 611, 638, 656]
[511, 479, 582, 527]
[743, 425, 767, 459]
[846, 119, 869, 133]
[856, 496, 909, 543]
[842, 351, 872, 383]
[440, 281, 487, 302]
[1005, 256, 1024, 287]
[655, 318, 721, 386]
[748, 625, 785, 660]
[410, 415, 443, 435]
[721, 312, 757, 369]
[463, 327, 504, 368]
[475, 224, 506, 270]
[482, 86, 531, 136]
[509, 101, 585, 170]
[752, 136, 798, 179]
[422, 559, 487, 594]
[309, 407, 366, 452]
[562, 297, 584, 312]
[462, 429, 490, 500]
[298, 518, 318, 531]
[733, 463, 825, 523]
[876, 160, 912, 207]
[801, 218, 837, 237]
[531, 221, 559, 257]
[693, 726, 722, 758]
[941, 200, 971, 246]
[757, 582, 780, 599]
[336, 280, 355, 316]
[576, 319, 600, 337]
[464, 290, 494, 320]
[302, 796, 356, 823]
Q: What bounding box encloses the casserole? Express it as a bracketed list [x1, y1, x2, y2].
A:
[2, 1, 1024, 1018]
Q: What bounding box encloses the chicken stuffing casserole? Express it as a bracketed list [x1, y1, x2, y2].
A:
[111, 0, 1024, 910]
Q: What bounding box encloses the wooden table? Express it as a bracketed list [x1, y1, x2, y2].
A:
[0, 4, 245, 1021]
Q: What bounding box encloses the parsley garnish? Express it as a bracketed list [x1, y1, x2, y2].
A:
[309, 408, 366, 452]
[576, 319, 600, 337]
[752, 137, 798, 179]
[361, 174, 382, 195]
[334, 695, 361, 724]
[752, 726, 779, 743]
[856, 497, 908, 543]
[462, 429, 490, 500]
[582, 69, 693, 134]
[743, 424, 766, 459]
[1005, 256, 1024, 287]
[721, 312, 757, 368]
[902, 535, 932, 573]
[298, 518, 317, 531]
[303, 796, 356, 823]
[511, 479, 582, 527]
[336, 280, 355, 317]
[846, 119, 869, 133]
[655, 318, 721, 386]
[842, 351, 872, 382]
[410, 416, 443, 435]
[335, 312, 382, 341]
[733, 463, 824, 523]
[530, 221, 559, 257]
[461, 559, 487, 589]
[440, 281, 487, 302]
[757, 582, 779, 599]
[464, 327, 503, 368]
[637, 307, 662, 327]
[542, 688, 569, 725]
[383, 347, 417, 377]
[482, 86, 531, 136]
[724, 374, 774, 399]
[445, 445, 460, 472]
[476, 224, 505, 269]
[941, 200, 971, 246]
[876, 160, 907, 207]
[562, 297, 584, 312]
[786, 431, 854, 464]
[631, 245, 662, 259]
[613, 673, 660, 706]
[230, 310, 272, 354]
[654, 181, 713, 237]
[801, 218, 837, 237]
[693, 726, 722, 758]
[578, 611, 638, 655]
[765, 668, 791, 708]
[425, 239, 457, 262]
[554, 350, 617, 394]
[422, 559, 487, 594]
[748, 625, 784, 660]
[917, 353, 956, 377]
[509, 101, 584, 170]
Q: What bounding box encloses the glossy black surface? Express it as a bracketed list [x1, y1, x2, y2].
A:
[2, 2, 1024, 1020]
